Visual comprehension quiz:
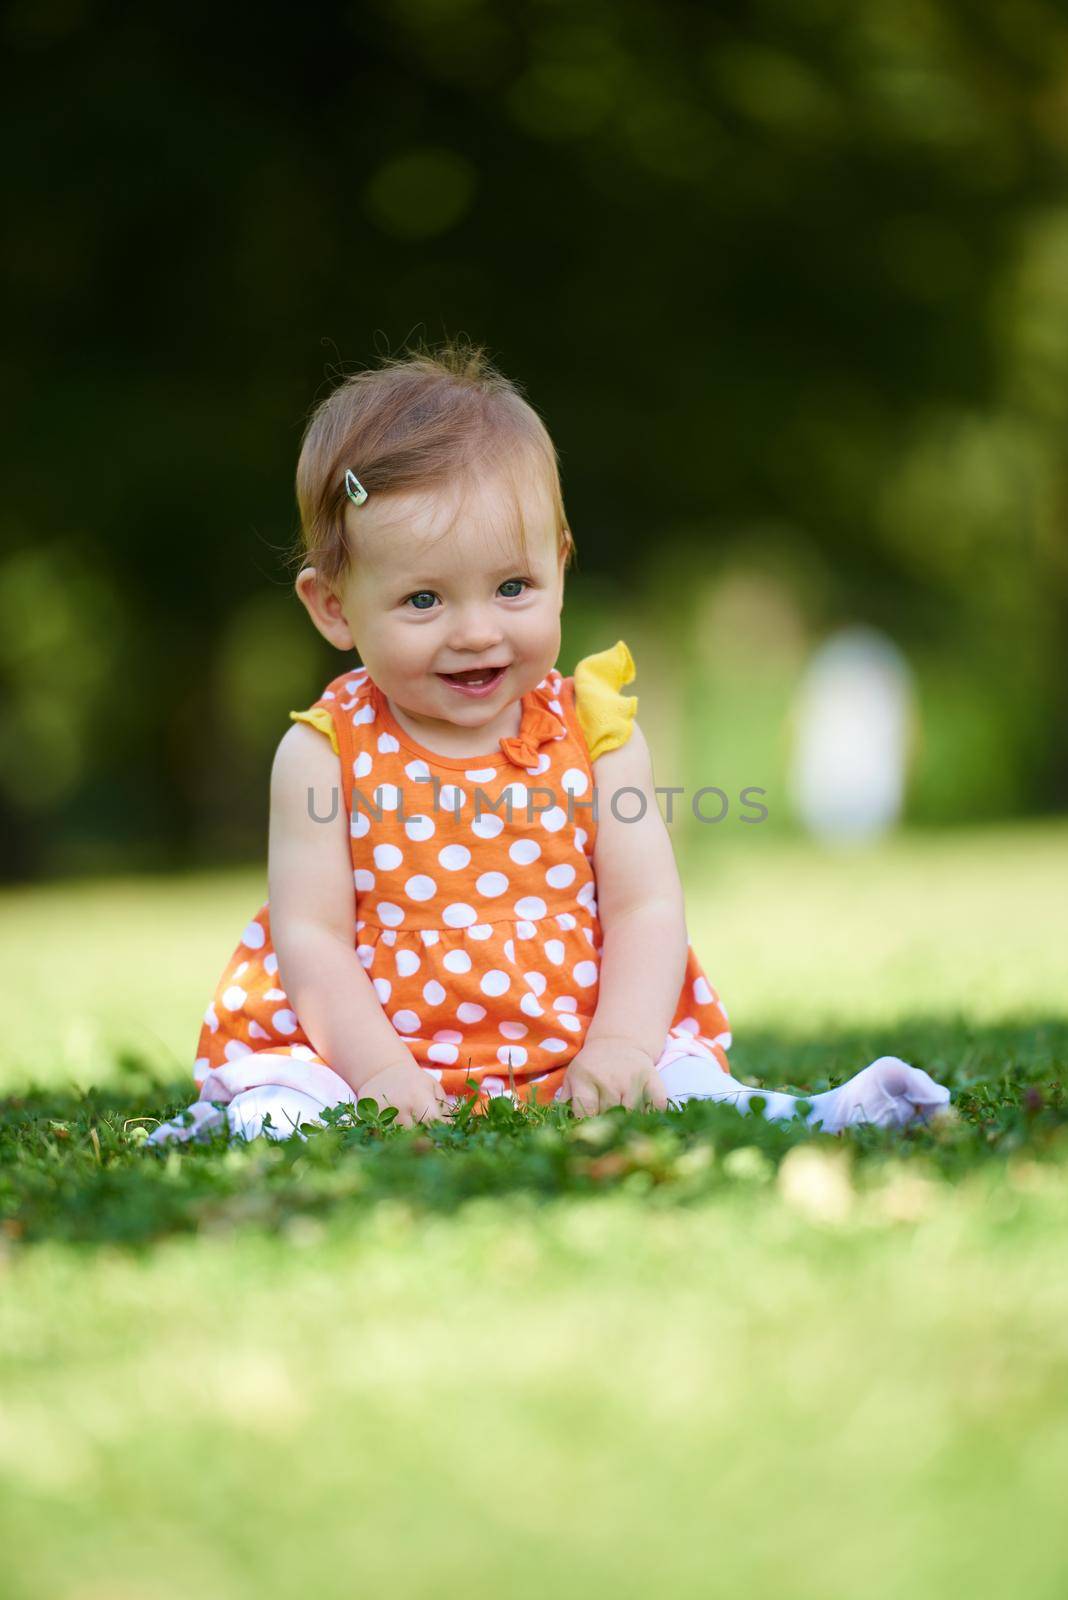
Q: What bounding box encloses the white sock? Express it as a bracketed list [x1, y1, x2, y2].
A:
[658, 1053, 950, 1132]
[226, 1084, 328, 1142]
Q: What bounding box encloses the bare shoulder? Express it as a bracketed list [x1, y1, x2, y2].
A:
[268, 720, 352, 941]
[271, 721, 341, 799]
[590, 717, 654, 786]
[590, 718, 681, 919]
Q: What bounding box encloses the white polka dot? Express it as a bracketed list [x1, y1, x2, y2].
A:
[548, 697, 563, 715]
[561, 767, 588, 795]
[503, 938, 516, 964]
[204, 1003, 219, 1032]
[555, 912, 577, 931]
[545, 939, 565, 964]
[353, 702, 376, 724]
[439, 844, 471, 870]
[376, 901, 405, 927]
[577, 882, 596, 908]
[525, 752, 552, 776]
[439, 783, 466, 812]
[516, 920, 537, 939]
[264, 989, 286, 1002]
[693, 976, 713, 1004]
[393, 1010, 421, 1034]
[382, 929, 397, 946]
[374, 843, 403, 870]
[233, 962, 248, 980]
[428, 1042, 459, 1064]
[241, 921, 265, 949]
[509, 839, 541, 865]
[500, 1021, 528, 1039]
[423, 980, 446, 1006]
[264, 953, 278, 976]
[406, 813, 435, 841]
[520, 992, 544, 1018]
[351, 811, 370, 838]
[442, 902, 477, 928]
[458, 1002, 487, 1023]
[396, 949, 421, 977]
[353, 751, 373, 779]
[420, 929, 440, 946]
[272, 1009, 298, 1035]
[443, 949, 472, 974]
[357, 945, 374, 967]
[476, 871, 509, 898]
[433, 1029, 463, 1044]
[678, 1017, 701, 1035]
[574, 829, 588, 853]
[502, 782, 528, 814]
[377, 732, 400, 754]
[557, 1013, 582, 1033]
[468, 924, 493, 939]
[481, 969, 511, 997]
[373, 977, 392, 1003]
[524, 972, 547, 995]
[471, 813, 504, 839]
[540, 1038, 568, 1053]
[376, 783, 402, 811]
[554, 996, 578, 1013]
[583, 927, 597, 948]
[573, 960, 598, 987]
[515, 896, 546, 920]
[224, 1039, 253, 1061]
[546, 864, 576, 889]
[354, 869, 375, 891]
[496, 1045, 528, 1068]
[465, 767, 497, 781]
[541, 806, 567, 832]
[405, 758, 431, 782]
[405, 874, 437, 902]
[222, 985, 247, 1011]
[482, 1074, 508, 1094]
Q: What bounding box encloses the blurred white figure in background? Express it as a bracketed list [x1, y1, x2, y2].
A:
[788, 626, 915, 846]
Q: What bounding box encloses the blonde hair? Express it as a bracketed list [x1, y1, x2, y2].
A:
[290, 340, 576, 589]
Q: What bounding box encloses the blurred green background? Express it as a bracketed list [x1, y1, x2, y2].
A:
[3, 0, 1068, 883]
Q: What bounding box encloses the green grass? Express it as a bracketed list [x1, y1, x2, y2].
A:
[2, 821, 1068, 1599]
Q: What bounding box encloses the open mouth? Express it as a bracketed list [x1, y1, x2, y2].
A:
[437, 666, 507, 693]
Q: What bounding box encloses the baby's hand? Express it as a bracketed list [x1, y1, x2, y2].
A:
[356, 1060, 450, 1128]
[561, 1037, 668, 1117]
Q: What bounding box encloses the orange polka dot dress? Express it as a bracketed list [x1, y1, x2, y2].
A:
[194, 644, 732, 1108]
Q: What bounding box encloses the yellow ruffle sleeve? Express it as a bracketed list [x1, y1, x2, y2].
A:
[288, 705, 339, 755]
[573, 638, 638, 760]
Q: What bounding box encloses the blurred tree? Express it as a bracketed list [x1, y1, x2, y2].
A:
[2, 0, 1067, 877]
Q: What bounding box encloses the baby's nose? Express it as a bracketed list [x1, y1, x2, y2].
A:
[450, 612, 504, 650]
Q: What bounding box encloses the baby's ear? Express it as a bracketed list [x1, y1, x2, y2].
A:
[295, 567, 355, 651]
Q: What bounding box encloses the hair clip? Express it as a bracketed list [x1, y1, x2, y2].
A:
[345, 469, 368, 507]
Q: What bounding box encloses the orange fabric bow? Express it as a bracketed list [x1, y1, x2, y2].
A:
[498, 688, 566, 768]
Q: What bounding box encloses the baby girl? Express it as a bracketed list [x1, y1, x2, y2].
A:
[149, 345, 949, 1145]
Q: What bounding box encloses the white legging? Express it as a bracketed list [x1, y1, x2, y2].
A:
[149, 1053, 950, 1145]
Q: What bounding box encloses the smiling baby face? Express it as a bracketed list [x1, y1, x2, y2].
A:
[297, 449, 566, 752]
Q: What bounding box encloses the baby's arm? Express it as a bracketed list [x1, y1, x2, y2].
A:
[561, 722, 688, 1113]
[268, 723, 427, 1099]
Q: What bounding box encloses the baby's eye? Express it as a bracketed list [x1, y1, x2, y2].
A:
[404, 591, 438, 611]
[499, 578, 528, 598]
